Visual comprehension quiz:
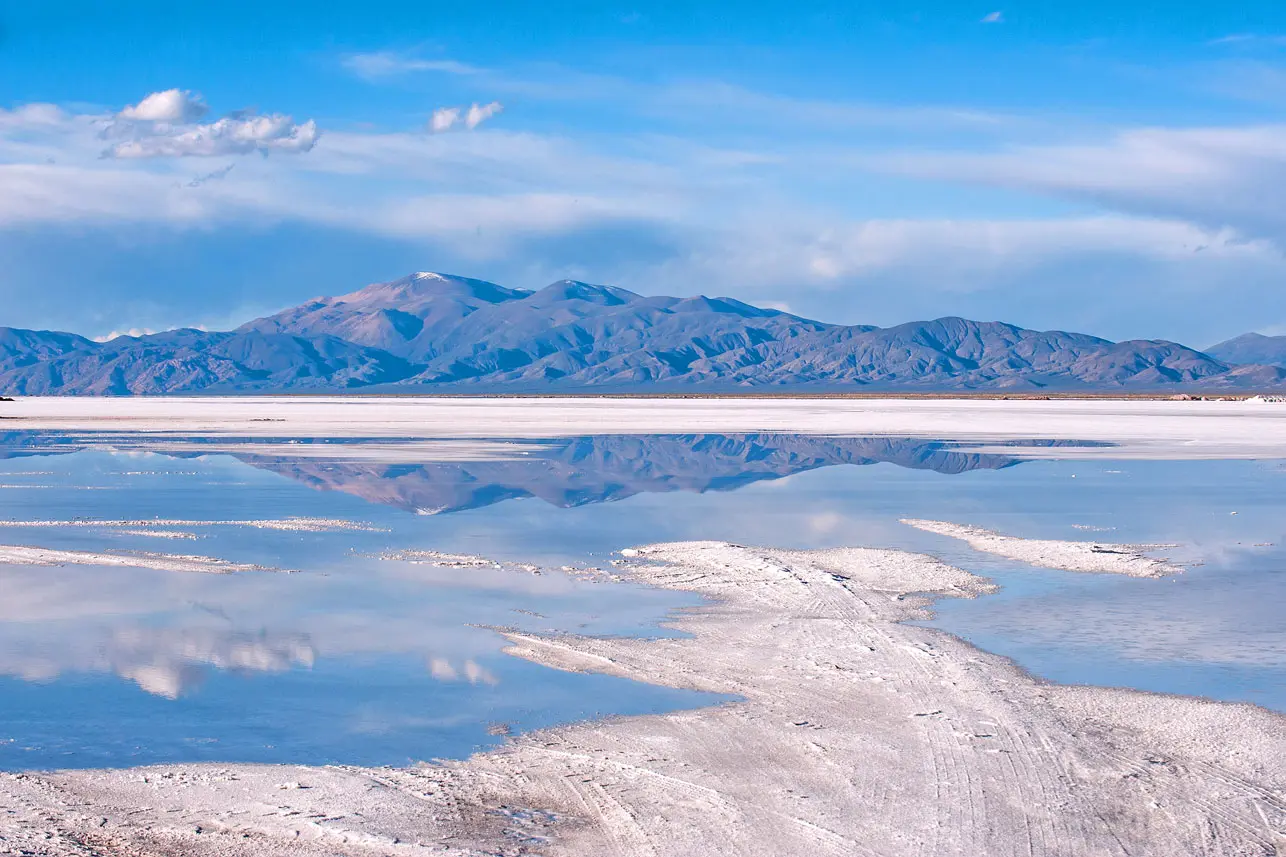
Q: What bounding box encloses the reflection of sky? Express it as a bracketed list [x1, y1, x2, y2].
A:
[0, 440, 1283, 769]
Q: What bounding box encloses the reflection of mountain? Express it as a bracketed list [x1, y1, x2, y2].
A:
[229, 434, 1034, 515]
[0, 431, 1090, 516]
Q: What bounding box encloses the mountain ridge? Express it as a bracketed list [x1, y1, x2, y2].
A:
[1206, 332, 1286, 369]
[2, 271, 1283, 395]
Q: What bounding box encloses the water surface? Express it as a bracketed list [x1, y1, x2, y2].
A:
[0, 431, 1282, 769]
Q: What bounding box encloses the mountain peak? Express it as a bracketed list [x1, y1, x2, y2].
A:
[340, 272, 531, 306]
[529, 280, 641, 306]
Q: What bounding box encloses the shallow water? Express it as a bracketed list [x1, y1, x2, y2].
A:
[0, 431, 1282, 769]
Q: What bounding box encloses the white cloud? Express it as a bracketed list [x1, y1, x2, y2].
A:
[465, 101, 504, 129]
[105, 113, 320, 158]
[430, 107, 461, 132]
[428, 102, 503, 132]
[117, 89, 208, 123]
[342, 51, 483, 79]
[981, 11, 1003, 23]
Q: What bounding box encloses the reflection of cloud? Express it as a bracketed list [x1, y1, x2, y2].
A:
[0, 622, 315, 699]
[429, 656, 498, 685]
[109, 627, 315, 698]
[118, 662, 206, 698]
[808, 512, 844, 535]
[0, 552, 667, 699]
[938, 570, 1286, 669]
[429, 657, 457, 680]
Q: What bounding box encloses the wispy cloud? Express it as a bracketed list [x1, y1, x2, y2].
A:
[980, 11, 1003, 23]
[183, 163, 235, 188]
[874, 124, 1286, 243]
[1208, 33, 1286, 47]
[342, 51, 484, 80]
[653, 79, 1013, 131]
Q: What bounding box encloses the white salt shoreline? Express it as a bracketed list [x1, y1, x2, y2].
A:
[7, 396, 1286, 459]
[901, 519, 1183, 577]
[0, 544, 276, 574]
[2, 539, 1282, 856]
[0, 517, 384, 533]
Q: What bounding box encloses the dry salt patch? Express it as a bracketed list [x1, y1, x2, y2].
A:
[114, 529, 202, 541]
[380, 549, 502, 569]
[0, 544, 276, 574]
[378, 549, 542, 573]
[377, 550, 615, 582]
[901, 519, 1180, 577]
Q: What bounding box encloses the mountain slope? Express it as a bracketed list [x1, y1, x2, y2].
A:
[239, 272, 534, 361]
[0, 329, 415, 395]
[2, 271, 1282, 394]
[1206, 333, 1286, 369]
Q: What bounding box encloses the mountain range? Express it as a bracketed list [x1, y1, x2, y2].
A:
[2, 271, 1283, 394]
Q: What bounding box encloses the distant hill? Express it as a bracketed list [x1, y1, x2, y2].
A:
[2, 271, 1283, 394]
[1206, 333, 1286, 369]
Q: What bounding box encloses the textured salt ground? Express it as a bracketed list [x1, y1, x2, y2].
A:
[2, 540, 1283, 856]
[901, 519, 1182, 577]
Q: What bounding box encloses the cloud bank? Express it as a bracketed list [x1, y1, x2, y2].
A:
[5, 76, 1286, 343]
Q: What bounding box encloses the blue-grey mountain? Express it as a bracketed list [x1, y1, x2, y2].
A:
[1206, 333, 1286, 369]
[1, 272, 1282, 394]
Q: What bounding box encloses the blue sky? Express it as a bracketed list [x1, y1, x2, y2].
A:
[4, 1, 1286, 345]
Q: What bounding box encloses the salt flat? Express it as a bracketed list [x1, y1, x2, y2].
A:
[3, 398, 1285, 855]
[3, 538, 1282, 856]
[7, 395, 1286, 458]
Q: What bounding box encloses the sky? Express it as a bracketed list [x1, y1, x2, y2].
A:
[4, 1, 1286, 345]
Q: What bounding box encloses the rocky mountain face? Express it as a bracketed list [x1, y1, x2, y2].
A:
[2, 271, 1282, 394]
[1206, 333, 1286, 369]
